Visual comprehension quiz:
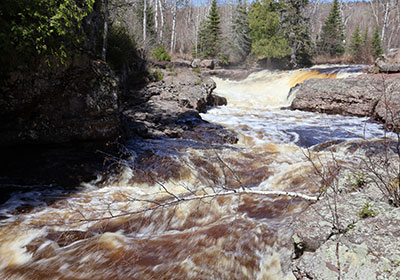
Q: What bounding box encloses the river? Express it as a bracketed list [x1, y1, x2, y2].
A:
[0, 66, 391, 279]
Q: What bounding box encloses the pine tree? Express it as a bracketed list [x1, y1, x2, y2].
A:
[349, 25, 362, 62]
[317, 0, 345, 57]
[196, 0, 221, 58]
[279, 0, 313, 67]
[229, 0, 251, 62]
[371, 26, 384, 60]
[248, 0, 289, 59]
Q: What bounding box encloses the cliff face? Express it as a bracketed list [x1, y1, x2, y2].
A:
[0, 57, 120, 146]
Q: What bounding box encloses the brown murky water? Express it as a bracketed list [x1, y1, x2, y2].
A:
[0, 66, 389, 279]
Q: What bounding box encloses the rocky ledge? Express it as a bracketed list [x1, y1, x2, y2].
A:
[121, 67, 238, 144]
[290, 140, 400, 279]
[290, 74, 400, 131]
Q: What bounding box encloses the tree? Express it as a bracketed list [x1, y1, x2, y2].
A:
[248, 0, 289, 59]
[371, 26, 384, 60]
[279, 0, 313, 67]
[196, 0, 222, 58]
[229, 0, 251, 62]
[0, 0, 95, 77]
[348, 25, 362, 62]
[317, 0, 345, 57]
[136, 0, 156, 46]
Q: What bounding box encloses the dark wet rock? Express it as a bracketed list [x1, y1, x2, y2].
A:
[290, 75, 400, 130]
[208, 94, 227, 106]
[376, 48, 400, 73]
[0, 58, 119, 146]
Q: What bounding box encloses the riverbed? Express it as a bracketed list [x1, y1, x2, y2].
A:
[0, 66, 392, 279]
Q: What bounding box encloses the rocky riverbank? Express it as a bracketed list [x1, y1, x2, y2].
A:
[290, 73, 400, 131]
[121, 67, 237, 144]
[0, 61, 236, 189]
[289, 139, 400, 280]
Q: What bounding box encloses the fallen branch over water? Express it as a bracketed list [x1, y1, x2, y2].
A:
[47, 189, 318, 227]
[179, 189, 319, 202]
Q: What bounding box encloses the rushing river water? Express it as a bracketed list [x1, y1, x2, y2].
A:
[0, 66, 392, 279]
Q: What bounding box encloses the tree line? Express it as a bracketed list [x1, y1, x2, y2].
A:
[0, 0, 398, 76]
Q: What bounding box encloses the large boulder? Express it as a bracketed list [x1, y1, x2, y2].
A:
[290, 77, 379, 117]
[376, 48, 400, 73]
[0, 58, 120, 146]
[290, 75, 400, 130]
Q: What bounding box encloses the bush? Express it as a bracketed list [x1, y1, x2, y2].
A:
[192, 68, 201, 74]
[151, 68, 164, 81]
[358, 202, 379, 219]
[152, 45, 171, 62]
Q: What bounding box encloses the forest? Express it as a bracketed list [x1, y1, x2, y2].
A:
[1, 0, 399, 78]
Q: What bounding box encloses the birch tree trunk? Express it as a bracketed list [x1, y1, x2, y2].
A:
[170, 0, 177, 53]
[143, 0, 147, 42]
[102, 0, 109, 61]
[159, 0, 165, 42]
[381, 1, 390, 47]
[154, 0, 159, 42]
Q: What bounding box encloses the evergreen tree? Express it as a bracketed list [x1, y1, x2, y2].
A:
[196, 0, 221, 58]
[317, 0, 345, 56]
[279, 0, 313, 67]
[371, 26, 384, 60]
[229, 0, 251, 61]
[349, 25, 362, 62]
[248, 0, 289, 59]
[362, 26, 369, 46]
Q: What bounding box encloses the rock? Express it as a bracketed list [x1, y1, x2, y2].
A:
[376, 48, 400, 73]
[291, 140, 400, 279]
[0, 58, 120, 146]
[374, 79, 400, 131]
[171, 59, 191, 68]
[290, 75, 400, 130]
[290, 77, 379, 117]
[122, 67, 237, 142]
[191, 59, 201, 68]
[201, 59, 215, 69]
[208, 94, 227, 106]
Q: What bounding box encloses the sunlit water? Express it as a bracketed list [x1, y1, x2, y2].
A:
[0, 65, 392, 279]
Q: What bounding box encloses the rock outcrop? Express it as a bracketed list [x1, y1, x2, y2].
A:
[0, 57, 120, 146]
[121, 68, 237, 143]
[291, 140, 400, 280]
[290, 74, 400, 130]
[376, 48, 400, 73]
